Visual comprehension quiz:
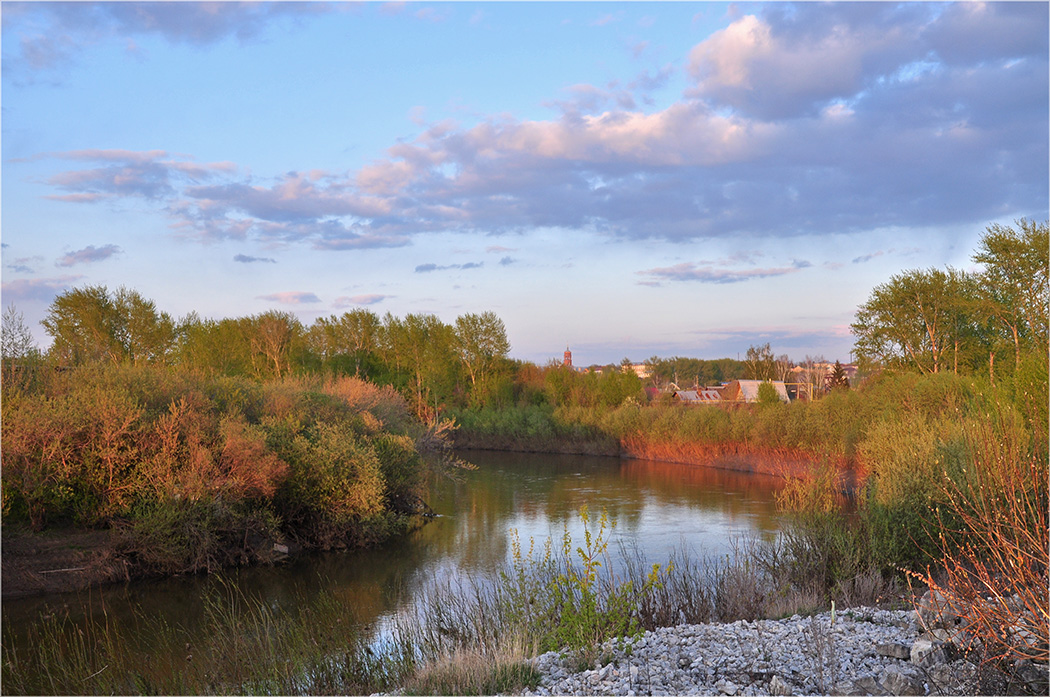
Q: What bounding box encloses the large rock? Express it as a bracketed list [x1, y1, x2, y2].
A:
[911, 634, 951, 667]
[879, 667, 925, 696]
[876, 642, 912, 660]
[916, 589, 966, 630]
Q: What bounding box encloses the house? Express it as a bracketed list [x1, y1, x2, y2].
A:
[720, 380, 789, 403]
[673, 388, 722, 404]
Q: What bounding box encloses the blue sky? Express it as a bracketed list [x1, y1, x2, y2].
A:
[2, 1, 1047, 366]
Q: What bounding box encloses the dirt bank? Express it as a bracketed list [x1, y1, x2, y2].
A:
[1, 526, 131, 599]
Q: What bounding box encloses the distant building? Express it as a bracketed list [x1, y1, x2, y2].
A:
[628, 363, 651, 380]
[721, 380, 789, 403]
[563, 347, 572, 367]
[673, 388, 722, 404]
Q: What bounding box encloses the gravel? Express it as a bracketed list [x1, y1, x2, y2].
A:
[519, 608, 979, 696]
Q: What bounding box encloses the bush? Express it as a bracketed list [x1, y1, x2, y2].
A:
[2, 364, 428, 569]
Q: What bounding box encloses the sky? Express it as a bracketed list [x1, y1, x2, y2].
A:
[2, 1, 1047, 367]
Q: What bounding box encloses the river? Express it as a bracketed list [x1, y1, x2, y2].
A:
[2, 450, 786, 670]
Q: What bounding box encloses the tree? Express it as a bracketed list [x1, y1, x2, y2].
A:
[383, 313, 457, 419]
[454, 311, 510, 389]
[851, 268, 977, 374]
[248, 310, 303, 379]
[42, 285, 123, 365]
[113, 288, 175, 365]
[972, 219, 1049, 369]
[1, 303, 39, 361]
[744, 343, 776, 381]
[757, 380, 781, 406]
[827, 360, 850, 390]
[41, 285, 176, 367]
[308, 309, 381, 376]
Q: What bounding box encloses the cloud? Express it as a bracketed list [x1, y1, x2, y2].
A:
[233, 254, 277, 264]
[637, 259, 810, 284]
[851, 251, 885, 264]
[4, 3, 331, 75]
[499, 256, 516, 266]
[55, 244, 122, 267]
[23, 3, 1048, 250]
[5, 255, 45, 274]
[685, 3, 1048, 120]
[257, 291, 321, 305]
[1, 275, 84, 302]
[42, 150, 236, 202]
[333, 294, 391, 307]
[415, 262, 484, 273]
[590, 12, 623, 27]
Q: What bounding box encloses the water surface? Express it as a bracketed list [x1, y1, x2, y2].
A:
[3, 451, 786, 656]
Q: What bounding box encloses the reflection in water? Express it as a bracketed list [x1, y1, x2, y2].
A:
[2, 451, 787, 664]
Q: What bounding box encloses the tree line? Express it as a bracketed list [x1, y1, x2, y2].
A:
[851, 219, 1047, 382]
[7, 294, 513, 421]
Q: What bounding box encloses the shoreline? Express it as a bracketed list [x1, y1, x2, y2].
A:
[3, 443, 835, 601]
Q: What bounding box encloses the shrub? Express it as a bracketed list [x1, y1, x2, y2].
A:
[907, 415, 1048, 682]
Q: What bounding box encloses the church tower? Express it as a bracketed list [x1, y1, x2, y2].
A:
[563, 346, 572, 367]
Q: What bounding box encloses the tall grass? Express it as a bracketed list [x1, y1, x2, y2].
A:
[1, 580, 412, 695]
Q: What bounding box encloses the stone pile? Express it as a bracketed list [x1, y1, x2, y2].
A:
[521, 606, 985, 696]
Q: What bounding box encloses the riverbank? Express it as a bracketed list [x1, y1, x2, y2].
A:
[1, 526, 128, 599]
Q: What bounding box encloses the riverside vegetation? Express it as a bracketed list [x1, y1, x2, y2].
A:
[2, 220, 1047, 694]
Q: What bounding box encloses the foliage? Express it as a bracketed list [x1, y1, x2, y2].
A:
[852, 267, 982, 375]
[756, 380, 781, 406]
[906, 415, 1048, 679]
[853, 220, 1048, 381]
[1, 364, 426, 572]
[744, 342, 776, 381]
[644, 355, 746, 388]
[42, 286, 176, 367]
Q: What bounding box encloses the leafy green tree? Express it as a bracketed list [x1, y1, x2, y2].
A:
[42, 285, 174, 366]
[972, 219, 1049, 369]
[114, 288, 175, 365]
[308, 309, 381, 376]
[175, 314, 254, 376]
[851, 268, 977, 374]
[42, 285, 122, 365]
[382, 313, 458, 419]
[757, 380, 781, 405]
[454, 311, 510, 390]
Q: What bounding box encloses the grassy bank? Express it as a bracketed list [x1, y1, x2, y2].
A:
[1, 363, 429, 578]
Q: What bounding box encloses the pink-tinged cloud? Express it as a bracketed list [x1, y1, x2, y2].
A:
[686, 8, 922, 119]
[1, 275, 84, 302]
[22, 3, 1048, 248]
[44, 193, 110, 203]
[257, 291, 322, 305]
[333, 294, 391, 308]
[638, 260, 811, 284]
[55, 244, 122, 267]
